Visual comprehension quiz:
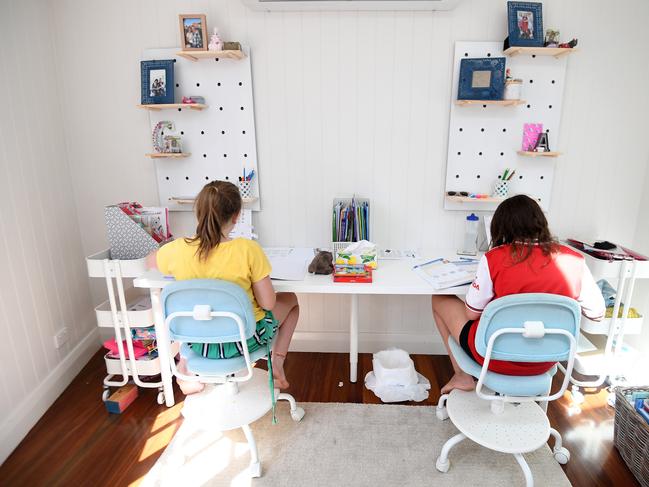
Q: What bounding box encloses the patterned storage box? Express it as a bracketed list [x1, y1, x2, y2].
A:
[615, 387, 649, 486]
[104, 206, 161, 260]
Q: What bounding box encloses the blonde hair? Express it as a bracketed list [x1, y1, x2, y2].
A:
[185, 180, 242, 261]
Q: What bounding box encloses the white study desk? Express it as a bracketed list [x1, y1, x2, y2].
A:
[134, 255, 470, 407]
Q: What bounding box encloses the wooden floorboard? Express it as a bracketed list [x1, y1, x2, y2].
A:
[0, 349, 640, 487]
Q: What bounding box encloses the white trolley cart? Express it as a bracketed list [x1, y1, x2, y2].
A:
[560, 245, 649, 404]
[87, 249, 168, 405]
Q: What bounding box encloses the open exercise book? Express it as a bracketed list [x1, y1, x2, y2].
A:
[413, 257, 478, 290]
[264, 247, 315, 281]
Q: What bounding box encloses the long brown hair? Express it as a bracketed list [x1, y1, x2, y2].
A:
[185, 180, 242, 261]
[490, 194, 558, 263]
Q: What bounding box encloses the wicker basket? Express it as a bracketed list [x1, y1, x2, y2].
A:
[614, 386, 649, 486]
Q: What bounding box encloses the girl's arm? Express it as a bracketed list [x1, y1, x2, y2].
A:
[577, 262, 606, 321]
[146, 250, 159, 270]
[464, 255, 494, 321]
[252, 276, 277, 311]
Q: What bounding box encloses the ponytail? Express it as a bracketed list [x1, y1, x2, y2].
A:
[185, 180, 242, 261]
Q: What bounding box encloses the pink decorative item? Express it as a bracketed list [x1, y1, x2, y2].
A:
[208, 28, 223, 51]
[522, 123, 544, 151]
[182, 96, 196, 104]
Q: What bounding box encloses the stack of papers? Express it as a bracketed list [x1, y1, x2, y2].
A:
[264, 247, 315, 281]
[413, 258, 478, 290]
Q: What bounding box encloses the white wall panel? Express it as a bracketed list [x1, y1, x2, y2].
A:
[49, 0, 649, 353]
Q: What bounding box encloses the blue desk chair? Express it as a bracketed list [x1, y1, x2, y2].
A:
[435, 294, 580, 487]
[161, 279, 304, 478]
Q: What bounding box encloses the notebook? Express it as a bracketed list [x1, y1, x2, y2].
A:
[413, 258, 478, 290]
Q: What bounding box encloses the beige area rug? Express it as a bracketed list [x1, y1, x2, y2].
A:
[142, 402, 571, 487]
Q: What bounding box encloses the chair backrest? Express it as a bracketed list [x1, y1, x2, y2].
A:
[474, 293, 581, 363]
[161, 279, 257, 343]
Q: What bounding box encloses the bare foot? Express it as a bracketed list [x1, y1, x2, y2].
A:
[177, 378, 205, 395]
[272, 355, 290, 390]
[441, 372, 476, 394]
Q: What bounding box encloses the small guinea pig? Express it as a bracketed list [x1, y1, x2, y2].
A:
[308, 250, 334, 275]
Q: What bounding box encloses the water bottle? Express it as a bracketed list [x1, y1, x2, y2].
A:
[460, 213, 479, 256]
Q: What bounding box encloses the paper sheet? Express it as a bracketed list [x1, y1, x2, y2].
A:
[379, 249, 420, 260]
[264, 247, 315, 281]
[413, 258, 478, 290]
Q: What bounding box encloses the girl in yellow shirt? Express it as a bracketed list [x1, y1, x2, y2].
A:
[152, 181, 299, 394]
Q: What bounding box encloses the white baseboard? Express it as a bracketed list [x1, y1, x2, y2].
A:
[290, 331, 447, 355]
[0, 327, 100, 464]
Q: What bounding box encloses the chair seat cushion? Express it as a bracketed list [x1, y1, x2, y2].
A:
[180, 343, 269, 376]
[449, 338, 557, 397]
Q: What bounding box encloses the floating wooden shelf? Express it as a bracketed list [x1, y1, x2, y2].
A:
[446, 196, 504, 204]
[176, 50, 246, 62]
[169, 196, 258, 205]
[455, 99, 525, 107]
[517, 151, 562, 157]
[145, 153, 191, 159]
[137, 103, 207, 111]
[504, 46, 578, 58]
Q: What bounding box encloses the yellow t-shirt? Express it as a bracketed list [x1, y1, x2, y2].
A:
[157, 238, 272, 321]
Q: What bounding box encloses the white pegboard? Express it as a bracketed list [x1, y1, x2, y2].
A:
[142, 47, 260, 212]
[444, 41, 569, 212]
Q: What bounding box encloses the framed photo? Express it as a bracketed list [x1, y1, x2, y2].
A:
[140, 60, 175, 105]
[458, 58, 506, 101]
[507, 2, 544, 47]
[178, 14, 208, 51]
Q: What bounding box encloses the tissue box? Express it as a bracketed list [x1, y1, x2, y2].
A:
[335, 240, 378, 269]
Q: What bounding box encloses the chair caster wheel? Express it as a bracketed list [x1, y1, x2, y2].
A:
[102, 388, 110, 401]
[436, 407, 449, 421]
[250, 461, 262, 478]
[435, 457, 450, 473]
[553, 447, 570, 464]
[291, 407, 305, 422]
[157, 391, 165, 405]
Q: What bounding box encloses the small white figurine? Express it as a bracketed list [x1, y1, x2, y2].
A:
[208, 28, 223, 51]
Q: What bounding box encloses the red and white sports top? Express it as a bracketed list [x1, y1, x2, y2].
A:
[465, 243, 605, 376]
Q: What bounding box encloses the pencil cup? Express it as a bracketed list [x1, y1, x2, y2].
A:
[492, 180, 510, 198]
[238, 180, 252, 199]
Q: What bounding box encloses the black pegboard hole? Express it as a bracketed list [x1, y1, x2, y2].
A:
[165, 176, 169, 180]
[175, 83, 179, 88]
[205, 176, 209, 180]
[203, 154, 207, 158]
[457, 152, 461, 156]
[529, 79, 534, 84]
[217, 82, 221, 86]
[243, 153, 248, 157]
[225, 176, 229, 180]
[482, 105, 487, 108]
[196, 83, 200, 87]
[459, 128, 463, 132]
[221, 130, 225, 135]
[478, 152, 483, 156]
[502, 128, 507, 132]
[240, 106, 244, 111]
[481, 128, 485, 132]
[518, 175, 523, 179]
[239, 82, 243, 86]
[201, 130, 205, 135]
[464, 52, 469, 57]
[540, 176, 544, 180]
[215, 58, 219, 62]
[455, 174, 460, 178]
[219, 107, 223, 111]
[526, 104, 531, 109]
[180, 131, 184, 135]
[500, 152, 504, 156]
[185, 176, 189, 180]
[546, 129, 550, 133]
[532, 54, 536, 58]
[549, 105, 553, 109]
[551, 80, 556, 84]
[476, 174, 481, 179]
[177, 108, 182, 112]
[223, 154, 227, 158]
[487, 52, 491, 57]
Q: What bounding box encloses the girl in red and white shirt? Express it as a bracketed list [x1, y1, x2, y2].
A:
[432, 195, 605, 394]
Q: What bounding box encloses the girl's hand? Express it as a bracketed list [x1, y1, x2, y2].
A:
[146, 250, 159, 270]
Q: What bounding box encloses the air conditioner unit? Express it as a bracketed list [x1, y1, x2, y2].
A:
[242, 0, 461, 11]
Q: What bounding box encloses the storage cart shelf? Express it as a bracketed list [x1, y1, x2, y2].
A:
[95, 287, 154, 328]
[581, 314, 643, 336]
[574, 333, 639, 376]
[104, 353, 161, 376]
[86, 249, 149, 278]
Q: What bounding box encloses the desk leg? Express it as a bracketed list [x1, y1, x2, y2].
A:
[350, 294, 359, 383]
[151, 288, 175, 407]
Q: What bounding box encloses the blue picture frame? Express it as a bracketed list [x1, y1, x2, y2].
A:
[140, 59, 175, 105]
[507, 1, 544, 47]
[457, 58, 506, 101]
